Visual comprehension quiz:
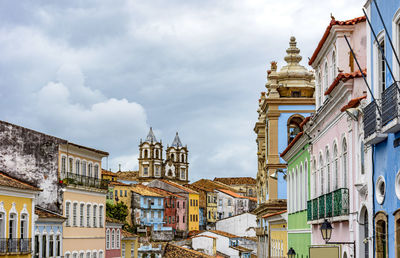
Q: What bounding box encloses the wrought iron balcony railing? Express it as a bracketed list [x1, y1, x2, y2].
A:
[0, 238, 31, 253]
[382, 82, 398, 126]
[307, 188, 349, 222]
[61, 172, 108, 190]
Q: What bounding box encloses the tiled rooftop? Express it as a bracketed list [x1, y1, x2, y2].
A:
[208, 230, 239, 239]
[159, 179, 198, 194]
[148, 187, 184, 199]
[35, 206, 65, 220]
[0, 171, 40, 192]
[325, 70, 367, 96]
[131, 184, 163, 197]
[340, 95, 367, 112]
[191, 179, 237, 192]
[163, 243, 213, 258]
[213, 177, 256, 185]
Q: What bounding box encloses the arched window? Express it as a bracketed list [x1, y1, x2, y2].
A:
[116, 229, 120, 249]
[111, 229, 115, 249]
[20, 213, 28, 239]
[0, 212, 5, 238]
[75, 160, 80, 175]
[86, 204, 91, 227]
[65, 202, 71, 227]
[94, 164, 99, 179]
[360, 141, 365, 175]
[304, 161, 308, 204]
[318, 72, 322, 107]
[375, 212, 388, 258]
[144, 149, 148, 158]
[287, 115, 304, 144]
[106, 229, 110, 249]
[342, 138, 348, 188]
[326, 148, 330, 193]
[72, 202, 78, 226]
[313, 159, 317, 198]
[333, 144, 339, 190]
[171, 154, 175, 161]
[319, 154, 324, 195]
[299, 165, 303, 210]
[99, 205, 104, 228]
[324, 62, 329, 92]
[331, 51, 336, 81]
[82, 161, 87, 177]
[80, 203, 84, 227]
[61, 156, 67, 174]
[363, 210, 369, 258]
[93, 205, 97, 227]
[295, 168, 298, 212]
[9, 213, 16, 239]
[288, 172, 292, 213]
[88, 163, 93, 177]
[69, 158, 74, 173]
[86, 251, 91, 258]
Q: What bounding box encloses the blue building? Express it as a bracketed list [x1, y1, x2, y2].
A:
[34, 206, 65, 258]
[365, 0, 400, 257]
[199, 207, 205, 230]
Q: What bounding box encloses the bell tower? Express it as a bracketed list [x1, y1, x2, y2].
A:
[138, 127, 163, 179]
[165, 132, 189, 182]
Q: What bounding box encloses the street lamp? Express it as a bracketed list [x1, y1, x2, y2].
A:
[320, 219, 333, 242]
[319, 219, 356, 258]
[287, 247, 296, 258]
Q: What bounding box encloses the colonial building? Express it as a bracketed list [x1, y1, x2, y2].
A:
[138, 129, 189, 183]
[105, 217, 123, 258]
[253, 37, 315, 257]
[215, 189, 256, 220]
[307, 15, 368, 258]
[364, 0, 400, 257]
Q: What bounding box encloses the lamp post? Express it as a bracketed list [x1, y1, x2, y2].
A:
[320, 219, 356, 258]
[287, 247, 296, 258]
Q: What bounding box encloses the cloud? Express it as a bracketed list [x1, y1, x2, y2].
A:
[0, 0, 364, 181]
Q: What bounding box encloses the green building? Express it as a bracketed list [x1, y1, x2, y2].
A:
[280, 130, 311, 257]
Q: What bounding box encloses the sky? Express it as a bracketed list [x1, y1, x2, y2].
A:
[0, 0, 364, 182]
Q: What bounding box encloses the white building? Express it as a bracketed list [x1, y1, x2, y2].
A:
[216, 212, 257, 237]
[216, 189, 253, 220]
[191, 235, 216, 256]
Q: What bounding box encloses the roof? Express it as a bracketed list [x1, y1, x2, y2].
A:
[231, 246, 252, 253]
[191, 179, 237, 192]
[217, 189, 245, 199]
[109, 181, 131, 187]
[158, 179, 198, 194]
[325, 70, 366, 96]
[340, 95, 367, 112]
[262, 210, 287, 219]
[208, 230, 239, 239]
[35, 206, 65, 220]
[0, 171, 41, 191]
[131, 184, 163, 197]
[102, 169, 116, 176]
[116, 171, 139, 180]
[184, 184, 207, 207]
[280, 132, 304, 158]
[171, 132, 183, 147]
[106, 216, 124, 225]
[121, 230, 137, 239]
[213, 177, 256, 185]
[147, 187, 184, 199]
[299, 116, 311, 129]
[309, 16, 366, 65]
[191, 235, 217, 240]
[145, 127, 158, 143]
[163, 243, 213, 258]
[67, 142, 109, 156]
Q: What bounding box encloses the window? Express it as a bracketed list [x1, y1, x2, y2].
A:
[116, 230, 120, 248]
[143, 167, 148, 176]
[375, 213, 388, 258]
[376, 176, 386, 204]
[228, 199, 232, 206]
[86, 252, 90, 258]
[76, 160, 80, 175]
[66, 202, 71, 226]
[287, 116, 303, 144]
[181, 169, 185, 179]
[155, 166, 160, 176]
[313, 159, 317, 198]
[319, 154, 324, 195]
[190, 199, 193, 206]
[49, 235, 54, 257]
[80, 204, 84, 227]
[331, 51, 336, 81]
[120, 190, 123, 197]
[131, 244, 135, 257]
[304, 161, 308, 204]
[342, 139, 348, 188]
[183, 202, 185, 209]
[20, 214, 27, 238]
[317, 72, 322, 107]
[61, 156, 66, 174]
[360, 141, 365, 175]
[395, 210, 400, 258]
[80, 253, 84, 258]
[99, 206, 104, 227]
[87, 204, 91, 227]
[106, 229, 110, 249]
[93, 252, 97, 258]
[219, 199, 222, 206]
[0, 213, 4, 239]
[73, 203, 78, 226]
[56, 235, 61, 256]
[158, 198, 161, 206]
[326, 149, 330, 193]
[124, 190, 127, 197]
[94, 164, 99, 179]
[34, 235, 39, 258]
[88, 163, 93, 177]
[111, 229, 115, 249]
[115, 190, 118, 199]
[378, 39, 386, 96]
[93, 205, 97, 227]
[324, 62, 329, 92]
[122, 243, 125, 258]
[82, 161, 87, 176]
[333, 144, 339, 190]
[8, 213, 16, 239]
[69, 158, 74, 173]
[42, 235, 47, 257]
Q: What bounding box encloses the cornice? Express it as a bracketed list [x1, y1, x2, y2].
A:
[265, 98, 315, 105]
[281, 134, 308, 162]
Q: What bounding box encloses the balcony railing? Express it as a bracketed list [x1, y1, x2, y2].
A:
[307, 188, 349, 222]
[61, 172, 108, 190]
[0, 238, 31, 254]
[363, 101, 378, 138]
[382, 82, 398, 126]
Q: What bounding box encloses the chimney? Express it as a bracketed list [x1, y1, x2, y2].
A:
[119, 164, 121, 172]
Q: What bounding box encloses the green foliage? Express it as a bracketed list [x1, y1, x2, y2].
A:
[106, 201, 129, 222]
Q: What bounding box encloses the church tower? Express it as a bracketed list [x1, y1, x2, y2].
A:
[138, 127, 163, 179]
[164, 132, 189, 183]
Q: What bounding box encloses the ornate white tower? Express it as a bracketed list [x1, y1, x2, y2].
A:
[165, 132, 189, 182]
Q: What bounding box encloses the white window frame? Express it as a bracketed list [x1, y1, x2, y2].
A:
[116, 229, 120, 249]
[72, 202, 78, 227]
[65, 201, 71, 227]
[80, 202, 85, 227]
[99, 205, 104, 228]
[106, 229, 110, 250]
[373, 30, 386, 99]
[93, 205, 97, 228]
[393, 9, 400, 81]
[342, 138, 348, 188]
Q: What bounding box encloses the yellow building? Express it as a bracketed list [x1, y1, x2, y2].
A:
[0, 171, 40, 258]
[121, 230, 138, 258]
[262, 210, 287, 257]
[206, 191, 217, 224]
[188, 192, 199, 232]
[110, 181, 133, 225]
[59, 143, 108, 258]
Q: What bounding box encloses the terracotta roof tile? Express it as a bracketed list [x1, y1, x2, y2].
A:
[158, 179, 198, 194]
[309, 16, 366, 65]
[121, 229, 137, 239]
[131, 184, 163, 197]
[217, 189, 244, 199]
[0, 171, 41, 191]
[116, 171, 139, 180]
[280, 132, 304, 158]
[110, 181, 131, 187]
[231, 246, 252, 252]
[146, 187, 184, 199]
[208, 230, 239, 239]
[35, 206, 65, 220]
[262, 210, 287, 219]
[191, 179, 237, 192]
[325, 70, 366, 95]
[163, 243, 213, 258]
[102, 169, 116, 176]
[213, 177, 256, 185]
[340, 95, 367, 112]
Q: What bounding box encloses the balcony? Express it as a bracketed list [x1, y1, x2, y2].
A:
[0, 238, 31, 254]
[307, 188, 349, 223]
[363, 100, 388, 145]
[61, 172, 108, 190]
[382, 82, 400, 134]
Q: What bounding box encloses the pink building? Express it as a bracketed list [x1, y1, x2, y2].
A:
[105, 217, 123, 258]
[176, 195, 187, 234]
[305, 16, 372, 257]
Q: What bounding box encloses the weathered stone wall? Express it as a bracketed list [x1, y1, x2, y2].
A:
[151, 229, 174, 241]
[0, 120, 66, 212]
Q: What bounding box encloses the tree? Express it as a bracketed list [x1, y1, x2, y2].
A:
[106, 202, 128, 222]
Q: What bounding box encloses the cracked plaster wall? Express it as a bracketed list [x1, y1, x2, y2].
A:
[0, 121, 67, 213]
